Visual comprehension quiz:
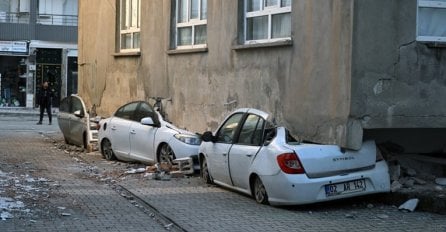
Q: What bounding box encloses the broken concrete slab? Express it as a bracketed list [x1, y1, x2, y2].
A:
[398, 198, 419, 212]
[391, 180, 402, 192]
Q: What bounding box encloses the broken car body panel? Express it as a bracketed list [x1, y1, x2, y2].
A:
[199, 108, 391, 206]
[57, 95, 98, 150]
[98, 101, 201, 168]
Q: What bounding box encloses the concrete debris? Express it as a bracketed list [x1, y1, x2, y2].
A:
[404, 168, 417, 177]
[164, 223, 173, 229]
[388, 162, 400, 181]
[411, 177, 427, 185]
[435, 178, 446, 186]
[125, 168, 146, 174]
[61, 213, 71, 216]
[434, 186, 443, 192]
[366, 203, 374, 209]
[376, 214, 389, 219]
[402, 179, 415, 188]
[390, 181, 402, 192]
[1, 211, 13, 220]
[344, 213, 355, 218]
[398, 198, 419, 212]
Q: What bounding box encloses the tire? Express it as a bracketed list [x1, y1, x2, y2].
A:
[253, 176, 269, 205]
[201, 156, 213, 184]
[101, 139, 115, 161]
[158, 143, 176, 164]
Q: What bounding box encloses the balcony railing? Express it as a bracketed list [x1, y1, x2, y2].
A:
[0, 11, 78, 26]
[37, 14, 78, 26]
[0, 12, 30, 24]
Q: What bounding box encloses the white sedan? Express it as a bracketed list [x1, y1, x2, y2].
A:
[199, 108, 390, 206]
[98, 101, 201, 167]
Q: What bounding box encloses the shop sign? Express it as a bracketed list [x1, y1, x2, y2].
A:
[0, 41, 28, 53]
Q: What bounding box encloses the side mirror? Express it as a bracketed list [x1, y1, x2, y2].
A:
[201, 131, 215, 142]
[141, 117, 157, 126]
[73, 110, 84, 118]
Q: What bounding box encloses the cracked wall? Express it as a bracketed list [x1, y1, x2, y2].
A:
[351, 0, 446, 152]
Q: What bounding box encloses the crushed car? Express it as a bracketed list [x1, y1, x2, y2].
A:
[98, 101, 201, 170]
[199, 108, 391, 206]
[57, 95, 100, 152]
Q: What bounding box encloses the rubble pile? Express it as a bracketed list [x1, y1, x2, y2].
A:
[0, 168, 57, 221]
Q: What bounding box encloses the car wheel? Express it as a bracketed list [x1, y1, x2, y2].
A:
[102, 139, 115, 161]
[201, 156, 213, 184]
[253, 176, 269, 205]
[158, 143, 175, 164]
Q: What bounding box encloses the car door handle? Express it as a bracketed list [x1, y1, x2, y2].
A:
[111, 126, 117, 130]
[130, 130, 136, 134]
[246, 154, 253, 157]
[222, 153, 227, 156]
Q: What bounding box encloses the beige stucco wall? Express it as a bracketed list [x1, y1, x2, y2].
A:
[79, 0, 359, 148]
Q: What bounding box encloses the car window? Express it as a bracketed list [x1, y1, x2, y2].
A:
[237, 114, 265, 146]
[114, 102, 138, 121]
[215, 113, 244, 144]
[135, 102, 156, 122]
[59, 97, 70, 113]
[71, 97, 84, 114]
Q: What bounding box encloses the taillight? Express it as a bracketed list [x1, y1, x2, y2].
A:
[277, 153, 305, 174]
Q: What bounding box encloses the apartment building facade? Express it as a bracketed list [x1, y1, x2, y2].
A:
[0, 0, 78, 108]
[78, 0, 446, 152]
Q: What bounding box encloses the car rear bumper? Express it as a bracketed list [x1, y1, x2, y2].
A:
[261, 160, 390, 206]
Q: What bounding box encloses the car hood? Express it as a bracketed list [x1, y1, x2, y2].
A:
[161, 119, 198, 136]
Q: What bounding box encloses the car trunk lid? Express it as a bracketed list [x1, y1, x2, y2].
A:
[286, 140, 377, 178]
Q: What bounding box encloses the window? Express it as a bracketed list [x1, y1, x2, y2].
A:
[115, 102, 138, 120]
[417, 0, 446, 43]
[174, 0, 207, 49]
[119, 0, 140, 52]
[237, 114, 265, 146]
[216, 113, 244, 143]
[244, 0, 291, 44]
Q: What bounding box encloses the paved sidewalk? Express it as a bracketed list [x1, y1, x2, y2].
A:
[0, 130, 171, 231]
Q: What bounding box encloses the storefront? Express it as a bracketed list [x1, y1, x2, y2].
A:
[0, 40, 77, 108]
[0, 41, 28, 107]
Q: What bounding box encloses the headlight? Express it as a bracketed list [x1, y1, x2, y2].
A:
[174, 134, 202, 145]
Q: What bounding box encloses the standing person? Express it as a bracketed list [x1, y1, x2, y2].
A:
[36, 81, 53, 125]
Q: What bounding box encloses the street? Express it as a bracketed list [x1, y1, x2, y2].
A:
[0, 115, 445, 232]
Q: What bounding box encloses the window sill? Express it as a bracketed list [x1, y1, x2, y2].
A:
[167, 47, 208, 55]
[232, 40, 293, 50]
[113, 51, 141, 57]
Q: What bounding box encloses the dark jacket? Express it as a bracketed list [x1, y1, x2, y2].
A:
[38, 87, 53, 107]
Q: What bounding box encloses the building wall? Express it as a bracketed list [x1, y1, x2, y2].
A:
[79, 0, 357, 148]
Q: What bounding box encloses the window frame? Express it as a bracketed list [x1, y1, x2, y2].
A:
[416, 0, 446, 43]
[174, 0, 208, 50]
[243, 0, 292, 45]
[118, 0, 141, 53]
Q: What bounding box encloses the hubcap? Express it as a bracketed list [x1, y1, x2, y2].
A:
[103, 141, 113, 160]
[159, 144, 174, 163]
[255, 178, 266, 203]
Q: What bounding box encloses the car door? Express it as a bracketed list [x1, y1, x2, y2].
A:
[57, 97, 71, 141]
[228, 114, 265, 189]
[109, 102, 138, 159]
[68, 96, 86, 146]
[129, 102, 159, 163]
[207, 113, 244, 185]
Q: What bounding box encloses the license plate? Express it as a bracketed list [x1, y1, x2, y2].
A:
[325, 179, 366, 197]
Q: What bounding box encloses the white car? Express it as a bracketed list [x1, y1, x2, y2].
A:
[58, 95, 99, 151]
[199, 108, 390, 206]
[98, 101, 201, 168]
